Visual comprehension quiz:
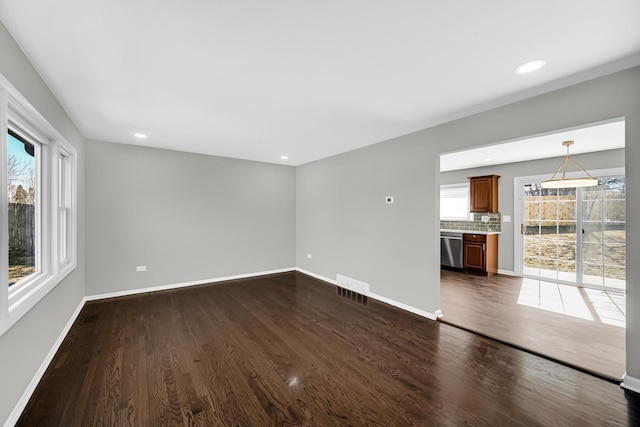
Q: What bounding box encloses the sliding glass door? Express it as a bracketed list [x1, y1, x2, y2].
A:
[519, 175, 625, 292]
[581, 178, 626, 291]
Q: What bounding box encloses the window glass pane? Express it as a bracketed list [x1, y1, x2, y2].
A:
[582, 199, 603, 221]
[440, 184, 469, 220]
[524, 201, 540, 222]
[583, 263, 604, 286]
[582, 242, 603, 264]
[557, 260, 576, 283]
[7, 131, 38, 287]
[58, 154, 70, 263]
[582, 222, 603, 243]
[604, 243, 625, 267]
[605, 266, 626, 286]
[541, 187, 557, 197]
[605, 199, 625, 222]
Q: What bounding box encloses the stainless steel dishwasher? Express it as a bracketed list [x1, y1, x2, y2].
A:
[440, 232, 463, 269]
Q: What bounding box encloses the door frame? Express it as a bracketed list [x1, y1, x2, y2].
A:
[513, 167, 625, 287]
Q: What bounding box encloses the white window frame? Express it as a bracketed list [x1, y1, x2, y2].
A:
[0, 74, 77, 336]
[440, 183, 471, 221]
[58, 151, 73, 266]
[5, 128, 44, 296]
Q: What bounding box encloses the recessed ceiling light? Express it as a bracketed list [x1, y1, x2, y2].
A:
[134, 133, 148, 139]
[515, 59, 547, 74]
[280, 155, 289, 160]
[483, 158, 492, 162]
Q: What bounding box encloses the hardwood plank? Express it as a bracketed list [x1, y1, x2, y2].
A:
[17, 271, 639, 426]
[440, 268, 626, 380]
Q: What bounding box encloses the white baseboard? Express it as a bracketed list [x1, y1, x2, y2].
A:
[621, 373, 640, 394]
[296, 268, 339, 285]
[86, 268, 296, 301]
[4, 296, 87, 427]
[497, 269, 516, 276]
[368, 292, 439, 320]
[295, 268, 440, 320]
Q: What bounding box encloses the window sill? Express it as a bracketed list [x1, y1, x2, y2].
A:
[1, 263, 76, 336]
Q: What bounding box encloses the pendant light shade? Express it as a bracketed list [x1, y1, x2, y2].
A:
[541, 141, 598, 189]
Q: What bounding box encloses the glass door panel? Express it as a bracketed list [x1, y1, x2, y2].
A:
[523, 184, 542, 277]
[557, 221, 577, 283]
[583, 177, 626, 291]
[523, 185, 577, 282]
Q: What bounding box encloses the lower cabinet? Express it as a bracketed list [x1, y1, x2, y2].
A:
[463, 233, 498, 276]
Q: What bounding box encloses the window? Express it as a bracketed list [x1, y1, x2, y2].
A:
[1, 74, 77, 336]
[7, 129, 40, 289]
[440, 183, 470, 220]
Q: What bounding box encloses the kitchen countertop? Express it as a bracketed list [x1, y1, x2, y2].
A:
[440, 229, 501, 235]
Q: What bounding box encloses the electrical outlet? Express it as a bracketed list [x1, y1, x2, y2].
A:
[503, 215, 511, 223]
[136, 265, 146, 272]
[481, 215, 490, 223]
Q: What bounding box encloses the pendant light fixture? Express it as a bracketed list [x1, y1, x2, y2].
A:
[541, 140, 598, 188]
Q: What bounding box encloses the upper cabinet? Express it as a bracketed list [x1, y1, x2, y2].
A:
[469, 175, 500, 213]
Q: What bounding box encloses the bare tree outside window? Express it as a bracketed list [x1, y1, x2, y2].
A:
[7, 132, 37, 286]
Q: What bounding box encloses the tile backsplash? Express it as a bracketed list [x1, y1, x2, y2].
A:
[440, 213, 502, 232]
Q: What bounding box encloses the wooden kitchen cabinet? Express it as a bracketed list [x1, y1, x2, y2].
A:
[469, 175, 500, 213]
[463, 233, 498, 276]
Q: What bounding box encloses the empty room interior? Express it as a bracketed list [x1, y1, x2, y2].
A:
[2, 1, 640, 426]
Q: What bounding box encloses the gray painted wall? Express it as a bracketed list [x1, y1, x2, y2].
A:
[441, 148, 625, 272]
[297, 137, 437, 309]
[297, 66, 640, 380]
[0, 22, 86, 424]
[85, 140, 296, 296]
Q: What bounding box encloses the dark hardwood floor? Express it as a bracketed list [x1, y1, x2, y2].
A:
[18, 271, 640, 426]
[440, 268, 626, 380]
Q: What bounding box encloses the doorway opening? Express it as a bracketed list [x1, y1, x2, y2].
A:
[438, 118, 626, 380]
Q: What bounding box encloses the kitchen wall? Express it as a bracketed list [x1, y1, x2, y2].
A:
[441, 148, 625, 272]
[297, 65, 640, 385]
[85, 140, 296, 296]
[0, 21, 86, 424]
[440, 213, 502, 234]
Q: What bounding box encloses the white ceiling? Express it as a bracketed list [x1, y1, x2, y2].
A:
[440, 119, 626, 172]
[1, 1, 639, 166]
